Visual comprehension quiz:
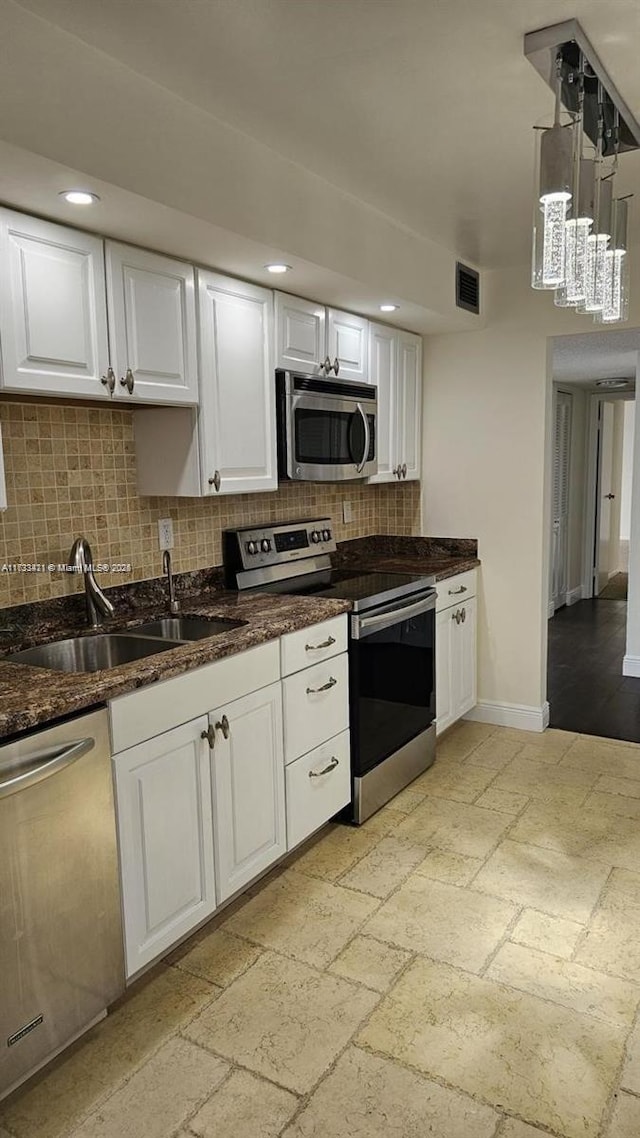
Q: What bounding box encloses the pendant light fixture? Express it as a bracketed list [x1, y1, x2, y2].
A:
[532, 55, 575, 290]
[525, 20, 639, 323]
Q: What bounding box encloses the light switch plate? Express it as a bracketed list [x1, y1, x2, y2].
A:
[158, 518, 174, 550]
[342, 500, 353, 524]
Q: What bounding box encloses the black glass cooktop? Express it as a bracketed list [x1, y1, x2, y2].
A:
[259, 567, 434, 612]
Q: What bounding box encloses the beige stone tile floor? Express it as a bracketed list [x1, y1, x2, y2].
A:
[5, 721, 640, 1137]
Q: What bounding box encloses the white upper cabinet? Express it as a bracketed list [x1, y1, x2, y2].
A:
[198, 271, 277, 495]
[209, 681, 286, 903]
[397, 330, 422, 481]
[326, 308, 369, 381]
[275, 292, 326, 374]
[367, 324, 422, 484]
[275, 292, 369, 380]
[105, 242, 198, 404]
[367, 322, 397, 483]
[135, 271, 277, 497]
[0, 208, 109, 398]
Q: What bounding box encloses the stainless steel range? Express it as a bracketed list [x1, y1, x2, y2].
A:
[223, 518, 436, 823]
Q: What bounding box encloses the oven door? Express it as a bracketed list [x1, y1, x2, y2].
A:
[349, 590, 436, 779]
[288, 392, 376, 481]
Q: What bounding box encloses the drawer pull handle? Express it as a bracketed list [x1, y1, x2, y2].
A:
[215, 715, 230, 739]
[305, 635, 336, 652]
[309, 757, 339, 778]
[306, 677, 337, 695]
[448, 585, 467, 595]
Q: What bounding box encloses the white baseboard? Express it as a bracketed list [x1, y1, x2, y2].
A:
[565, 586, 583, 607]
[464, 700, 550, 734]
[623, 655, 640, 677]
[547, 601, 555, 620]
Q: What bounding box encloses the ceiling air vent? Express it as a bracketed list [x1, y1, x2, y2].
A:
[456, 262, 480, 314]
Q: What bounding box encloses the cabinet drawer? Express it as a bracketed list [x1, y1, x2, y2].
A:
[435, 569, 477, 612]
[280, 614, 347, 677]
[286, 730, 351, 850]
[283, 652, 349, 764]
[110, 640, 280, 753]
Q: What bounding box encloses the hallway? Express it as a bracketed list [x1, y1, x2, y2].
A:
[548, 599, 640, 741]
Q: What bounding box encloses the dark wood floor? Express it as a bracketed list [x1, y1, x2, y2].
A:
[548, 598, 640, 741]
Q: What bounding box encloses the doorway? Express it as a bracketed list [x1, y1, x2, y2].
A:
[546, 329, 640, 741]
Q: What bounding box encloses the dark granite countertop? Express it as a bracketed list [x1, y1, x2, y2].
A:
[0, 590, 351, 741]
[333, 534, 480, 582]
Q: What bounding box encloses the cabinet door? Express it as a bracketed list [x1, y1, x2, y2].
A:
[275, 291, 325, 373]
[367, 321, 398, 483]
[327, 308, 369, 381]
[0, 208, 109, 398]
[436, 606, 455, 735]
[106, 241, 198, 405]
[455, 597, 477, 720]
[199, 272, 277, 495]
[210, 682, 286, 903]
[396, 331, 423, 481]
[113, 717, 216, 977]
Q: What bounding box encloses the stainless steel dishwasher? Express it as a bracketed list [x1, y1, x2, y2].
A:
[0, 708, 124, 1099]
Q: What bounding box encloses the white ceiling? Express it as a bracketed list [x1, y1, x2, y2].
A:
[552, 328, 640, 386]
[9, 0, 640, 270]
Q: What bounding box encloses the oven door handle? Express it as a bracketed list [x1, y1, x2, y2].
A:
[351, 592, 436, 639]
[354, 403, 370, 474]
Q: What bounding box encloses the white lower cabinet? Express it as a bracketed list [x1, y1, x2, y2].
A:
[111, 616, 350, 976]
[210, 682, 286, 903]
[113, 717, 217, 978]
[286, 730, 351, 850]
[436, 579, 477, 735]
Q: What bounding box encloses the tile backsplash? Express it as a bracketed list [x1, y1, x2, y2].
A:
[0, 401, 421, 607]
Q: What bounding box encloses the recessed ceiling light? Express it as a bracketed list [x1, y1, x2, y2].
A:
[379, 303, 399, 312]
[595, 378, 629, 388]
[265, 263, 290, 274]
[60, 190, 100, 205]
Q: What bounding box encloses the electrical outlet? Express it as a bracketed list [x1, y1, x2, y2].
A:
[342, 500, 353, 524]
[158, 518, 174, 551]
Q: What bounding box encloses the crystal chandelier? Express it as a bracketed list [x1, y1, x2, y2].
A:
[525, 21, 638, 325]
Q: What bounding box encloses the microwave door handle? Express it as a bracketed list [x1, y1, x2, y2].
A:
[355, 403, 370, 474]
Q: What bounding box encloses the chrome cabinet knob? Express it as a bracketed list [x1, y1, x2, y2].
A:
[322, 356, 332, 374]
[120, 367, 135, 394]
[333, 357, 340, 375]
[101, 367, 116, 395]
[208, 470, 221, 492]
[201, 724, 216, 749]
[401, 463, 407, 479]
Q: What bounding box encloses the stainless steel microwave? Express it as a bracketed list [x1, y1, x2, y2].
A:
[276, 370, 377, 482]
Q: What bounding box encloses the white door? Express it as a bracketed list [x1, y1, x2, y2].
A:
[551, 391, 572, 611]
[436, 606, 455, 735]
[113, 717, 216, 978]
[367, 322, 398, 483]
[396, 331, 423, 481]
[275, 291, 326, 374]
[596, 401, 616, 595]
[198, 271, 277, 495]
[105, 241, 198, 405]
[326, 308, 369, 381]
[454, 597, 477, 720]
[210, 682, 286, 903]
[0, 208, 110, 398]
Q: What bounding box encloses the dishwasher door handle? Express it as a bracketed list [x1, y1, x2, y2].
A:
[0, 737, 95, 800]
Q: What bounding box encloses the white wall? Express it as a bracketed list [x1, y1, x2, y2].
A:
[422, 263, 640, 728]
[620, 399, 635, 568]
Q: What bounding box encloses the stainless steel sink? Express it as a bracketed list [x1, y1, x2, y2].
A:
[129, 617, 246, 641]
[6, 634, 179, 673]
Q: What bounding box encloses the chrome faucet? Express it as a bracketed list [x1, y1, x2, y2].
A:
[69, 538, 115, 628]
[163, 550, 179, 614]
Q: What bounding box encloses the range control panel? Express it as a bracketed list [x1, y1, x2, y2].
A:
[223, 517, 337, 574]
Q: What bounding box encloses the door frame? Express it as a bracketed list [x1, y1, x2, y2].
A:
[549, 387, 573, 617]
[582, 390, 634, 599]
